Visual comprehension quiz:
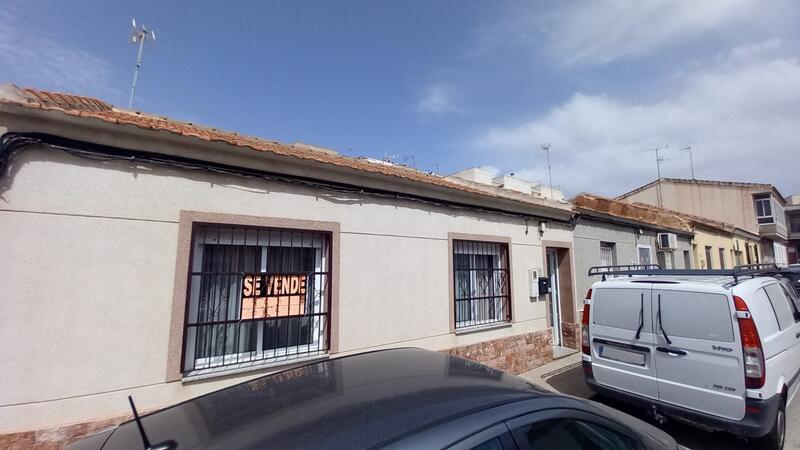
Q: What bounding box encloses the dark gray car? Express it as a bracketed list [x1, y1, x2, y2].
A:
[67, 348, 678, 449]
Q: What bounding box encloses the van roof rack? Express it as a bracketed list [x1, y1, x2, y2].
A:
[588, 263, 779, 283]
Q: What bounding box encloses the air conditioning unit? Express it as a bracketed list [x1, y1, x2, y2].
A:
[657, 233, 678, 250]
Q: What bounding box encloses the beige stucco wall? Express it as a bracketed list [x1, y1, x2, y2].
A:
[623, 181, 766, 235]
[0, 146, 571, 433]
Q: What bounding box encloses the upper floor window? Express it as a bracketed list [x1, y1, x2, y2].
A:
[453, 240, 511, 329]
[754, 194, 774, 224]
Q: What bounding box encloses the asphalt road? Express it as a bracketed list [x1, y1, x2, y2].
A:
[544, 364, 800, 449]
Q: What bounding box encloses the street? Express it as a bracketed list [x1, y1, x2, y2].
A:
[522, 357, 800, 449]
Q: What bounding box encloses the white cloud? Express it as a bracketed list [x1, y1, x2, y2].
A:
[416, 84, 461, 115]
[474, 55, 800, 197]
[0, 6, 123, 101]
[532, 0, 760, 65]
[729, 38, 782, 61]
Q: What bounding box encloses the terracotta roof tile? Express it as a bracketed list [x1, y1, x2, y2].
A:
[0, 84, 571, 216]
[573, 193, 693, 233]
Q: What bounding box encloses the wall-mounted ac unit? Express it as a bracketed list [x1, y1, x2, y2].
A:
[657, 233, 678, 250]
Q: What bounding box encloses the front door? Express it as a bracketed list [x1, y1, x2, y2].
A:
[547, 249, 562, 346]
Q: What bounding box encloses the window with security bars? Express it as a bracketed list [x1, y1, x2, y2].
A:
[183, 224, 331, 373]
[453, 240, 511, 329]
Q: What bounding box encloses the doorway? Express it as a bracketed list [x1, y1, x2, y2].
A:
[546, 249, 562, 346]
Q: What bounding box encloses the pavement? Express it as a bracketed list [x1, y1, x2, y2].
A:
[519, 354, 800, 450]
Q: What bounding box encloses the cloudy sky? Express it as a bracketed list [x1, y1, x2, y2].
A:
[1, 1, 798, 197]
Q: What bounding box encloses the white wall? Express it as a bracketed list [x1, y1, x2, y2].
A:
[0, 147, 571, 432]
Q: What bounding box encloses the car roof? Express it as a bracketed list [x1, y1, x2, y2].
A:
[594, 275, 734, 288]
[593, 274, 783, 291]
[100, 348, 549, 450]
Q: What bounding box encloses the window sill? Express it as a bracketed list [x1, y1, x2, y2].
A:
[181, 353, 329, 384]
[454, 322, 512, 336]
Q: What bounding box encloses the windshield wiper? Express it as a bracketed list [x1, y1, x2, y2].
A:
[635, 293, 644, 340]
[657, 294, 672, 345]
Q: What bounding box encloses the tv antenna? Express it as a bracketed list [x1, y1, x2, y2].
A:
[128, 19, 156, 109]
[643, 145, 669, 207]
[680, 146, 694, 179]
[540, 143, 554, 199]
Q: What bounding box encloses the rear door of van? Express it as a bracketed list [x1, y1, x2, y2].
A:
[653, 285, 745, 420]
[590, 283, 659, 400]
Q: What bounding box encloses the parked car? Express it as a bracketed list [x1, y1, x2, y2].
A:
[778, 265, 800, 293]
[582, 265, 800, 450]
[67, 348, 679, 450]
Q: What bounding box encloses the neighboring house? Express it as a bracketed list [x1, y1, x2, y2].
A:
[617, 178, 790, 266]
[623, 201, 763, 271]
[571, 194, 694, 313]
[787, 195, 800, 264]
[0, 85, 577, 447]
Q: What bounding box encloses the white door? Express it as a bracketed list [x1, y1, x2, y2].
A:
[653, 287, 745, 420]
[590, 285, 659, 399]
[547, 249, 562, 346]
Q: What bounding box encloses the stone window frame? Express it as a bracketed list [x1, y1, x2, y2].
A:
[165, 211, 340, 382]
[447, 232, 514, 334]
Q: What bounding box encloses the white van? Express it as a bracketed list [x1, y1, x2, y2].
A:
[582, 265, 800, 449]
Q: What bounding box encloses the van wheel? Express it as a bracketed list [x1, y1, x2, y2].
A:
[756, 400, 786, 450]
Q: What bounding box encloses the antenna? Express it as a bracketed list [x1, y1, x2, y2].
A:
[680, 146, 694, 179]
[128, 396, 177, 450]
[643, 145, 669, 207]
[540, 143, 554, 199]
[128, 19, 156, 109]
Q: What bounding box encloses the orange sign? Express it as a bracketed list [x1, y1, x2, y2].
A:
[241, 273, 308, 320]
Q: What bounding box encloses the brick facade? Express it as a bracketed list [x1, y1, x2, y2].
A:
[560, 321, 580, 349]
[0, 414, 131, 450]
[445, 329, 553, 375]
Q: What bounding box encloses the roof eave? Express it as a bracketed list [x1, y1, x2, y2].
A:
[0, 103, 573, 221]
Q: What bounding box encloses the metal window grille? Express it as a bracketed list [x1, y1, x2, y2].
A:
[600, 243, 615, 266]
[182, 224, 331, 373]
[453, 240, 511, 329]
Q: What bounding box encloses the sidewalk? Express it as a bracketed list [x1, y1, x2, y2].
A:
[517, 352, 593, 399]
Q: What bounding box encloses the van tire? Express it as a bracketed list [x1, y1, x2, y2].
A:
[755, 399, 786, 450]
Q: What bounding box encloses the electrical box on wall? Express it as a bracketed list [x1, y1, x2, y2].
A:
[538, 277, 551, 295]
[528, 268, 541, 298]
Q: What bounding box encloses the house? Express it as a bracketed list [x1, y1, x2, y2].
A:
[571, 194, 694, 311]
[0, 84, 578, 447]
[448, 168, 576, 352]
[628, 202, 763, 270]
[617, 178, 789, 266]
[787, 195, 800, 264]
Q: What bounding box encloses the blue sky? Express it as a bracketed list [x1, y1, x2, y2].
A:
[1, 1, 799, 197]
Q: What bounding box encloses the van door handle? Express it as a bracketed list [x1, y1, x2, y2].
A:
[656, 347, 687, 356]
